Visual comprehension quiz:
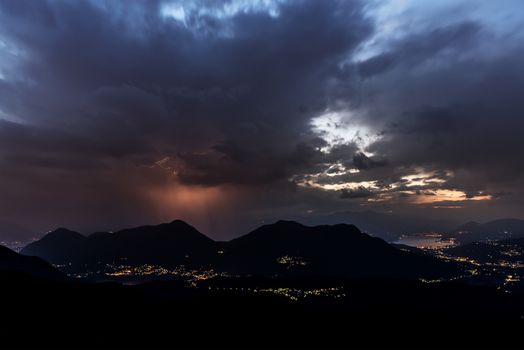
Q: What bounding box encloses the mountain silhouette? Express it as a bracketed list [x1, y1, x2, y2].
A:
[451, 219, 524, 243]
[22, 219, 458, 280]
[295, 210, 459, 241]
[217, 220, 457, 278]
[22, 220, 216, 268]
[0, 245, 64, 280]
[21, 228, 87, 264]
[86, 219, 216, 265]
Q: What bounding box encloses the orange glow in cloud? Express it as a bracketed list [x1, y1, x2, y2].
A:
[413, 189, 492, 204]
[432, 205, 463, 209]
[146, 181, 229, 232]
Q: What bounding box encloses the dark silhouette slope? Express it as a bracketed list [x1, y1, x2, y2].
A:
[0, 270, 523, 348]
[22, 220, 216, 267]
[21, 228, 87, 264]
[0, 245, 64, 280]
[218, 221, 458, 278]
[21, 219, 459, 279]
[85, 219, 216, 265]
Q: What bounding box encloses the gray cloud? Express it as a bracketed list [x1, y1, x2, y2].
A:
[352, 152, 387, 170]
[357, 21, 481, 78]
[339, 187, 374, 199]
[0, 0, 374, 234]
[0, 0, 523, 237]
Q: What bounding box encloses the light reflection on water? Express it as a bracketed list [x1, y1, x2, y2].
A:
[395, 235, 455, 249]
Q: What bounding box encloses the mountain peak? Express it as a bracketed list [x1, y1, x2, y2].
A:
[45, 227, 84, 239]
[169, 219, 193, 227]
[273, 220, 304, 227]
[50, 227, 74, 233]
[20, 227, 86, 263]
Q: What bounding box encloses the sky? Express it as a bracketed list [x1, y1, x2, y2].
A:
[0, 0, 524, 239]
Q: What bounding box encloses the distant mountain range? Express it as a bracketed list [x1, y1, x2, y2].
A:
[448, 219, 524, 244]
[295, 210, 461, 241]
[4, 211, 524, 246]
[299, 212, 524, 244]
[21, 219, 459, 280]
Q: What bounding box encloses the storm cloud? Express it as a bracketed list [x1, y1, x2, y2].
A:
[0, 0, 523, 237]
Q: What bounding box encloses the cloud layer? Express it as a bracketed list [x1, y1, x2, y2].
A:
[1, 0, 523, 237]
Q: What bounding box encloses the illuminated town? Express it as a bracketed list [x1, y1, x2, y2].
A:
[403, 235, 524, 293]
[276, 255, 309, 269]
[207, 285, 346, 302]
[56, 261, 231, 284]
[48, 232, 524, 295]
[52, 260, 348, 301]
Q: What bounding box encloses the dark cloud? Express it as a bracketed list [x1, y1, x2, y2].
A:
[1, 0, 523, 237]
[352, 152, 387, 170]
[0, 0, 375, 235]
[357, 21, 481, 78]
[339, 187, 374, 199]
[0, 0, 372, 165]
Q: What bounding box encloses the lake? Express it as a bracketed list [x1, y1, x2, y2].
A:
[394, 235, 456, 249]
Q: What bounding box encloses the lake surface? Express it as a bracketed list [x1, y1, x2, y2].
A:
[395, 235, 455, 249]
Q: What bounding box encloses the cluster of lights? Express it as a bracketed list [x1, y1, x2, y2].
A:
[105, 263, 226, 282]
[276, 255, 308, 269]
[1, 241, 32, 252]
[209, 286, 345, 302]
[60, 262, 230, 282]
[437, 255, 482, 266]
[428, 240, 524, 293]
[504, 275, 521, 285]
[500, 249, 522, 257]
[485, 261, 524, 269]
[419, 272, 479, 284]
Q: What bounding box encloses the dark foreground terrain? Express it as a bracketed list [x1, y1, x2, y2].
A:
[3, 219, 524, 348]
[1, 270, 523, 349]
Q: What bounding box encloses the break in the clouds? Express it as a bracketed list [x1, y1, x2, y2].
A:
[0, 0, 523, 237]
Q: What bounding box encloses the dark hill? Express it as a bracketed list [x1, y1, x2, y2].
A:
[86, 219, 216, 265]
[21, 228, 86, 264]
[0, 245, 64, 280]
[218, 221, 458, 279]
[20, 219, 460, 280]
[1, 269, 523, 348]
[21, 220, 216, 268]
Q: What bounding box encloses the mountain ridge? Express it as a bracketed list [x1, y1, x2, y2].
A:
[450, 218, 524, 243]
[21, 219, 460, 280]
